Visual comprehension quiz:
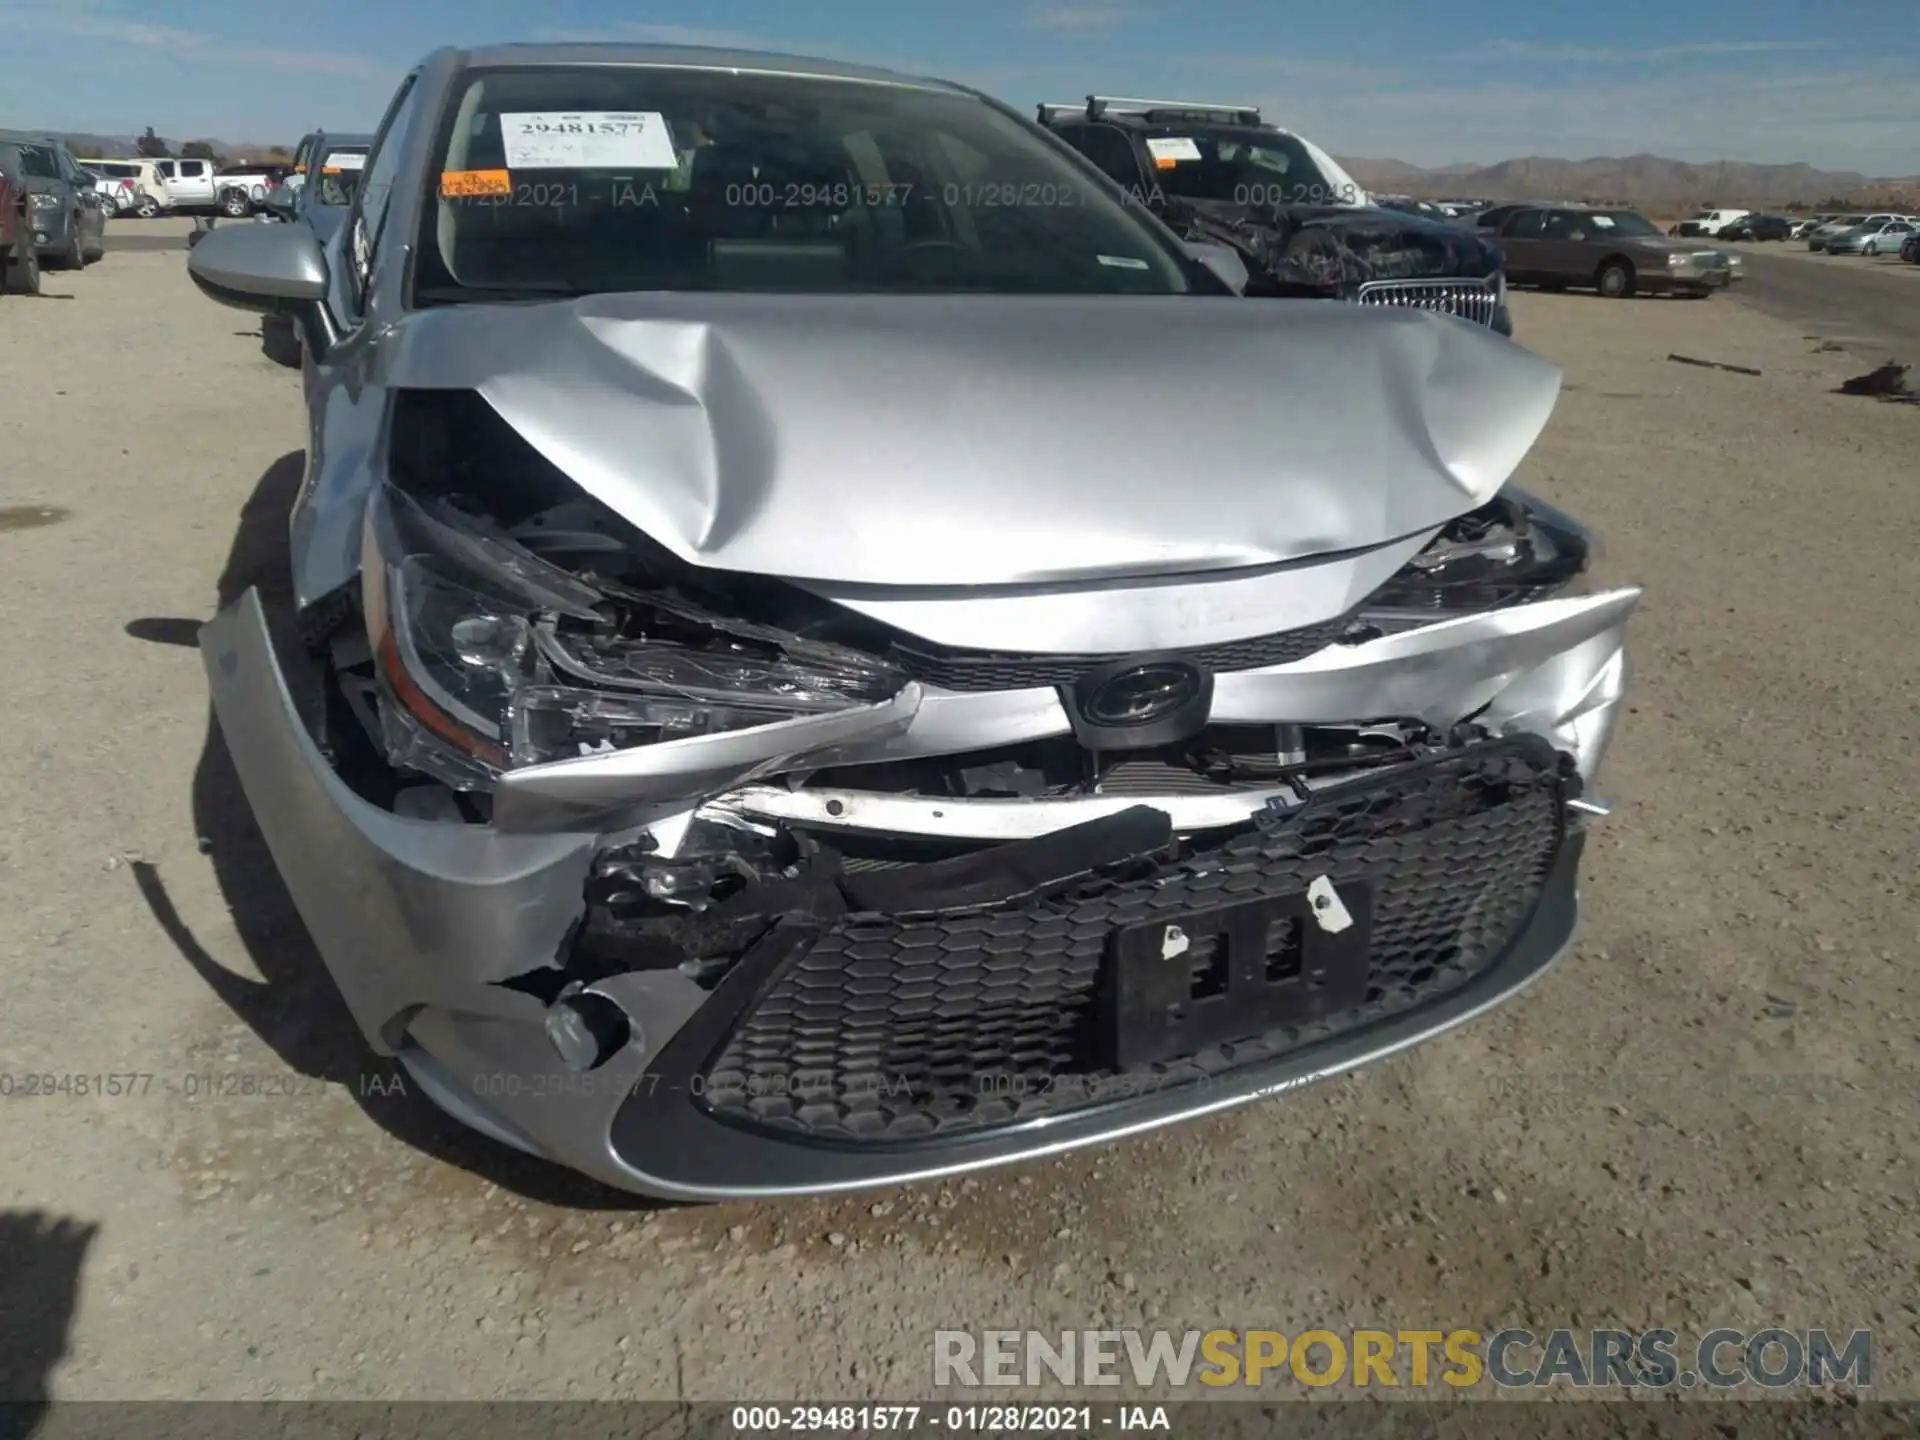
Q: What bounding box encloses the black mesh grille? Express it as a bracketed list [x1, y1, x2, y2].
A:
[889, 615, 1356, 692]
[697, 737, 1569, 1145]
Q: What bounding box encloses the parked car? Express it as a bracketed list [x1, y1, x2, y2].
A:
[73, 166, 133, 214]
[214, 161, 294, 217]
[1492, 205, 1733, 298]
[1788, 214, 1837, 240]
[0, 148, 38, 294]
[74, 157, 173, 216]
[1676, 207, 1749, 237]
[148, 156, 226, 211]
[1718, 213, 1792, 241]
[1823, 218, 1918, 256]
[186, 43, 1639, 1201]
[0, 135, 105, 269]
[1807, 215, 1872, 250]
[1038, 97, 1512, 334]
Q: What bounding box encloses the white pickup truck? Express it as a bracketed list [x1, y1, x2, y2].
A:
[150, 157, 290, 216]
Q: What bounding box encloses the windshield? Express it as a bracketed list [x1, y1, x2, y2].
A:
[412, 67, 1194, 301]
[10, 143, 61, 180]
[314, 148, 367, 205]
[1587, 210, 1662, 237]
[1135, 127, 1355, 207]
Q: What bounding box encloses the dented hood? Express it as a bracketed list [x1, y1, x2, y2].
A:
[379, 292, 1561, 588]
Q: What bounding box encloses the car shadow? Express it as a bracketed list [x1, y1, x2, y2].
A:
[125, 451, 649, 1211]
[0, 1208, 97, 1437]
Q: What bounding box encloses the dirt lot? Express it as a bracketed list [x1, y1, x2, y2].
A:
[3, 223, 1917, 1402]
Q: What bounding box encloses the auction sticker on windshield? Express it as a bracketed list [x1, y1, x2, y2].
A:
[440, 168, 512, 198]
[501, 112, 680, 170]
[1146, 137, 1202, 163]
[322, 153, 366, 173]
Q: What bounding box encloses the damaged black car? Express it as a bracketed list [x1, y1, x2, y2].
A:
[1039, 96, 1514, 336]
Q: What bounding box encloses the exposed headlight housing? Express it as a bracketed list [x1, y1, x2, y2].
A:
[1358, 485, 1593, 630]
[359, 484, 905, 790]
[29, 192, 57, 210]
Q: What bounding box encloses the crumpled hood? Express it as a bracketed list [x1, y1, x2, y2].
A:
[380, 291, 1561, 588]
[1174, 199, 1504, 292]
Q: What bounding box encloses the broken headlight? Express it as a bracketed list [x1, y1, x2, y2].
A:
[361, 484, 905, 788]
[1358, 484, 1592, 628]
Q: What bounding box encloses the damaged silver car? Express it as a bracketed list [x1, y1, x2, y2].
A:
[186, 43, 1640, 1201]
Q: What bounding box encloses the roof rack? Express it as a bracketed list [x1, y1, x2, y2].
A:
[1037, 95, 1264, 126]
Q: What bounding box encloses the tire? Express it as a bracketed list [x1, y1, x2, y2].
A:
[222, 188, 251, 218]
[1596, 259, 1634, 299]
[50, 227, 83, 271]
[250, 184, 266, 203]
[135, 194, 160, 219]
[2, 243, 40, 296]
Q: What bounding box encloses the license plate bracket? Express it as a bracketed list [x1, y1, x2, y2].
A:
[1100, 882, 1373, 1070]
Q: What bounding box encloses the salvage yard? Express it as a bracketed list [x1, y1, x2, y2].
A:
[2, 221, 1918, 1399]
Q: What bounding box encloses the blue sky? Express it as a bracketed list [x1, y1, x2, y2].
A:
[4, 0, 1915, 174]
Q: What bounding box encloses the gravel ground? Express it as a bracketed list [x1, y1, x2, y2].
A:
[2, 228, 1916, 1402]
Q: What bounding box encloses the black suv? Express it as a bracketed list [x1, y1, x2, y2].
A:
[1719, 213, 1792, 242]
[1039, 96, 1512, 336]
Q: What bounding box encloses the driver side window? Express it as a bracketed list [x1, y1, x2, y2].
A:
[1503, 209, 1548, 239]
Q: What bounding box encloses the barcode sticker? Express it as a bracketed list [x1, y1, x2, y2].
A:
[500, 112, 679, 170]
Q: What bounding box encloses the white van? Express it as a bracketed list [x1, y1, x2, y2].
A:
[1682, 208, 1750, 236]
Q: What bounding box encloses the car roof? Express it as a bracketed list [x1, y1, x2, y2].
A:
[452, 41, 961, 93]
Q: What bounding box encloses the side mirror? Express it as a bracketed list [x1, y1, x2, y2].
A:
[188, 220, 329, 313]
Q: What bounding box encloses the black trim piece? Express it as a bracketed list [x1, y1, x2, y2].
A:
[606, 825, 1584, 1195]
[888, 613, 1356, 692]
[1061, 655, 1214, 752]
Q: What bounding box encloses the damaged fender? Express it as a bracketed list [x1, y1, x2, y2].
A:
[200, 590, 597, 1050]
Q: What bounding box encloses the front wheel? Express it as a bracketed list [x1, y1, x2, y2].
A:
[135, 195, 161, 219]
[222, 189, 251, 218]
[1596, 260, 1634, 299]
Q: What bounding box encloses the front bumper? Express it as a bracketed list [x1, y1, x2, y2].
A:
[202, 584, 1632, 1200]
[30, 204, 71, 254]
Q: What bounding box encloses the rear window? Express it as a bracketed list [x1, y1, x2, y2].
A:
[410, 66, 1195, 301]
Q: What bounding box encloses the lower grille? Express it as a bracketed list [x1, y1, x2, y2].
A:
[697, 736, 1570, 1145]
[889, 615, 1356, 693]
[1356, 277, 1499, 327]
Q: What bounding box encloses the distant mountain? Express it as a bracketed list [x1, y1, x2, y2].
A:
[35, 131, 291, 163]
[1336, 152, 1920, 208]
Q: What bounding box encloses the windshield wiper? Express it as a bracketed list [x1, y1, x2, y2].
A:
[413, 282, 590, 303]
